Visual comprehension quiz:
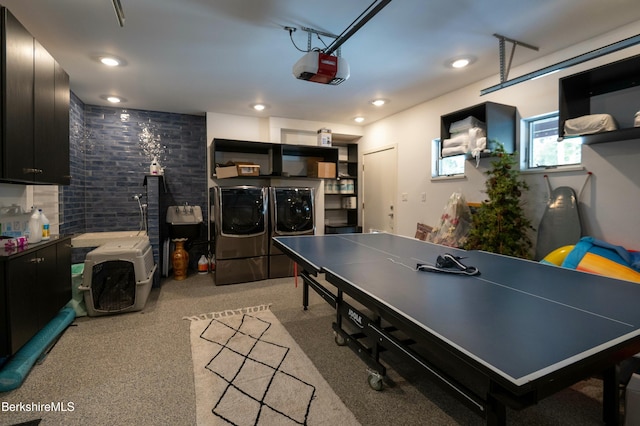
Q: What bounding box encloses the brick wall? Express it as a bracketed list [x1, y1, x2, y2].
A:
[61, 95, 207, 275]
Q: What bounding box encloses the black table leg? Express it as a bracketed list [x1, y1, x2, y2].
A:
[486, 395, 506, 426]
[302, 273, 309, 310]
[602, 364, 620, 425]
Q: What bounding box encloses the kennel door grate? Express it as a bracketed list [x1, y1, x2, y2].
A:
[91, 261, 136, 312]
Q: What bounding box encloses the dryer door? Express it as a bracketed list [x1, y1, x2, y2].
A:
[273, 188, 314, 234]
[219, 187, 267, 237]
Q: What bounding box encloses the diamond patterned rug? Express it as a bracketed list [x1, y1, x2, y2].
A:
[184, 305, 360, 426]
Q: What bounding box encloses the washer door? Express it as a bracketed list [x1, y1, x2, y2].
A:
[273, 188, 314, 234]
[220, 187, 267, 237]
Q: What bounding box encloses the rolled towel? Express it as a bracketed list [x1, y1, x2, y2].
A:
[564, 114, 617, 136]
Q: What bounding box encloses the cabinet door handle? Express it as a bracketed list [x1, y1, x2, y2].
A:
[23, 168, 43, 174]
[29, 257, 45, 263]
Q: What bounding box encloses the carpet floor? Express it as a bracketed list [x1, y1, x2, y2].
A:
[0, 272, 612, 425]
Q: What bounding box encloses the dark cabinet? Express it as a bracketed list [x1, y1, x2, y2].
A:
[558, 53, 640, 145]
[34, 41, 71, 184]
[0, 7, 70, 185]
[1, 8, 34, 181]
[0, 237, 72, 357]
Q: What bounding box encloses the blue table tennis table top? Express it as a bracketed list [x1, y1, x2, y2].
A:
[274, 232, 640, 388]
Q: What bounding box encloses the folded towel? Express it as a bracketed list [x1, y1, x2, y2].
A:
[564, 114, 617, 136]
[442, 146, 467, 157]
[468, 127, 486, 139]
[449, 116, 485, 134]
[443, 133, 469, 148]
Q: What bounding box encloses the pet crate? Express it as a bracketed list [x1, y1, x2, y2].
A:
[79, 237, 156, 316]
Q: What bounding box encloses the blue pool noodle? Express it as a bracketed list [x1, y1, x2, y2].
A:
[0, 307, 75, 392]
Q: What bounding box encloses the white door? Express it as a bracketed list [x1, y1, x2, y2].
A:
[363, 145, 397, 233]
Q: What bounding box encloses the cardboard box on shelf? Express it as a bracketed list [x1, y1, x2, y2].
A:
[215, 165, 239, 179]
[307, 158, 336, 178]
[235, 162, 260, 176]
[317, 128, 332, 146]
[214, 162, 260, 178]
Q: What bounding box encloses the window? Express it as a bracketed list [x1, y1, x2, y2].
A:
[524, 113, 581, 169]
[432, 138, 465, 177]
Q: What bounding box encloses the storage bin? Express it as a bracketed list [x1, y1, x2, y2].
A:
[79, 237, 156, 316]
[307, 159, 336, 178]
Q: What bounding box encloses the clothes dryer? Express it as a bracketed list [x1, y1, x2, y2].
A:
[213, 186, 268, 285]
[269, 187, 315, 278]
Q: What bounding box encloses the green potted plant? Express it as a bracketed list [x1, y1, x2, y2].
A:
[464, 145, 534, 259]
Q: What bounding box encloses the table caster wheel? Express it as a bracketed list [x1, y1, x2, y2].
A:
[334, 332, 347, 346]
[368, 373, 383, 391]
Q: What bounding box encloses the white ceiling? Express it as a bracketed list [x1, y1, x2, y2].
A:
[4, 0, 640, 125]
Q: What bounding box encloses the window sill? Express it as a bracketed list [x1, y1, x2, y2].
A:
[521, 165, 585, 175]
[430, 174, 467, 182]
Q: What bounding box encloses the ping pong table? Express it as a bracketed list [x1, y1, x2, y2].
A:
[273, 232, 640, 425]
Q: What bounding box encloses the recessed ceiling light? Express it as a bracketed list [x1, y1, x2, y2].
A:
[251, 103, 269, 111]
[370, 99, 388, 107]
[446, 55, 476, 69]
[354, 116, 365, 123]
[100, 94, 126, 103]
[91, 54, 127, 67]
[100, 57, 121, 67]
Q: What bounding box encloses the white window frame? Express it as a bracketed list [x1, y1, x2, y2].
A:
[431, 138, 465, 179]
[521, 112, 582, 171]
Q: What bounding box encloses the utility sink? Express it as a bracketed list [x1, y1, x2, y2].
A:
[166, 205, 203, 239]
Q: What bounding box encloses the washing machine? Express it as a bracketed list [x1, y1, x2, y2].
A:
[269, 187, 315, 278]
[213, 185, 269, 285]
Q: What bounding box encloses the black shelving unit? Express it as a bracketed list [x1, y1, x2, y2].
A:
[324, 143, 360, 233]
[440, 101, 516, 158]
[210, 138, 338, 178]
[558, 53, 640, 145]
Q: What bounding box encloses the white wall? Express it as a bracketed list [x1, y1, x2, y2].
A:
[360, 20, 640, 250]
[0, 184, 59, 236]
[205, 20, 640, 250]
